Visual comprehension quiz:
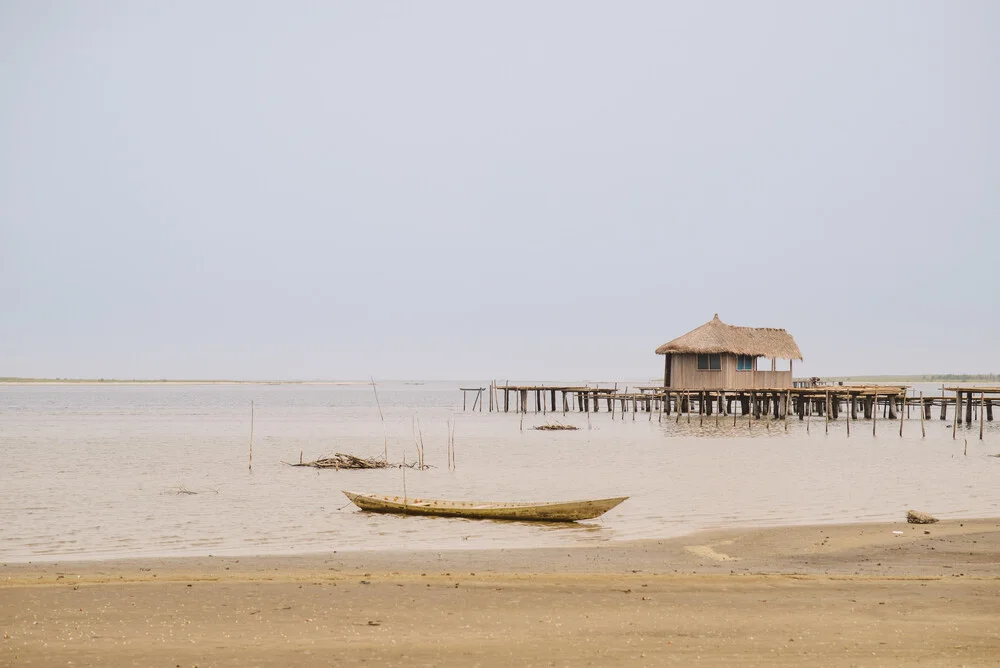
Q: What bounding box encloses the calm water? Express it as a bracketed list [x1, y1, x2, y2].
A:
[1, 381, 999, 562]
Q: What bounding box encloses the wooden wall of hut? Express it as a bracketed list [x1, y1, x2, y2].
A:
[667, 353, 793, 390]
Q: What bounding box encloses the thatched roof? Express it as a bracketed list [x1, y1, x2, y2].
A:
[655, 314, 803, 360]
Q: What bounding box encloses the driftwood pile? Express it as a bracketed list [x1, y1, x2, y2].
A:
[290, 453, 388, 469]
[532, 423, 579, 431]
[285, 453, 427, 470]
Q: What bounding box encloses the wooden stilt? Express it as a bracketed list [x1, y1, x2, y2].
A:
[919, 391, 926, 438]
[825, 390, 830, 434]
[953, 390, 960, 439]
[899, 392, 904, 437]
[981, 392, 985, 440]
[872, 392, 877, 437]
[784, 390, 790, 432]
[846, 393, 851, 437]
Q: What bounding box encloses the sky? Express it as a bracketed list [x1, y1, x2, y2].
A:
[1, 1, 998, 381]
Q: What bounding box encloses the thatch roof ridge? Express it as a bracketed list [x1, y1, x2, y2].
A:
[655, 314, 803, 360]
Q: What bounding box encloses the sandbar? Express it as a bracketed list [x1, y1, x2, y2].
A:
[2, 518, 999, 666]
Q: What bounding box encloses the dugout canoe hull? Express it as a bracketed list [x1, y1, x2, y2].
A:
[342, 491, 627, 522]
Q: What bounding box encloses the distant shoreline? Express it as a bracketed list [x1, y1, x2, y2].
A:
[822, 374, 999, 383]
[2, 374, 997, 386]
[0, 378, 371, 386]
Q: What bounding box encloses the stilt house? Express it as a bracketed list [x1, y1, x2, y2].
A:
[655, 314, 803, 390]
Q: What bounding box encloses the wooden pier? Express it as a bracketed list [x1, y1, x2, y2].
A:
[467, 383, 999, 438]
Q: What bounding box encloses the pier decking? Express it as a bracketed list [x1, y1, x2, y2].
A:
[471, 383, 999, 439]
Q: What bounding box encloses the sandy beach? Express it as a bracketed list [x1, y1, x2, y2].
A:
[3, 518, 998, 666]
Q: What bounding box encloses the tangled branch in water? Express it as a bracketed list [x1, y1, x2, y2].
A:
[532, 423, 579, 431]
[284, 453, 431, 470]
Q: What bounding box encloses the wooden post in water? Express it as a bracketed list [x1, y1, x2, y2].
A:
[784, 390, 790, 432]
[953, 390, 960, 439]
[872, 392, 877, 437]
[981, 392, 985, 440]
[899, 391, 904, 437]
[764, 392, 771, 431]
[919, 391, 925, 438]
[846, 393, 851, 437]
[825, 390, 830, 434]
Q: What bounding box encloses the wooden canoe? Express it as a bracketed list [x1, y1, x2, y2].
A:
[342, 491, 628, 522]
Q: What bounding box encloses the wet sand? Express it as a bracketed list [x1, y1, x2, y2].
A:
[2, 518, 999, 666]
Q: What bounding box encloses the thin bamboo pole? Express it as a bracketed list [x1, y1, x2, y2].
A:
[249, 400, 254, 471]
[371, 377, 387, 460]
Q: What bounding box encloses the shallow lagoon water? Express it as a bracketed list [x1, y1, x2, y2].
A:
[1, 381, 998, 562]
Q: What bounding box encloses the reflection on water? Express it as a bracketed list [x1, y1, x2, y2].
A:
[1, 381, 998, 562]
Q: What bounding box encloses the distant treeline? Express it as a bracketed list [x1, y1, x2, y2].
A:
[824, 374, 999, 383]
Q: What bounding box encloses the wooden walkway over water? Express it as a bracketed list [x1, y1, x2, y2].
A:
[472, 383, 1000, 439]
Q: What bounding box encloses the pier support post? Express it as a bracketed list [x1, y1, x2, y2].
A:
[988, 400, 994, 422]
[924, 398, 932, 421]
[850, 395, 857, 420]
[887, 396, 897, 420]
[966, 391, 974, 425]
[940, 396, 948, 420]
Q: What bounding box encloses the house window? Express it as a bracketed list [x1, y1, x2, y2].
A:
[737, 355, 754, 371]
[697, 353, 721, 370]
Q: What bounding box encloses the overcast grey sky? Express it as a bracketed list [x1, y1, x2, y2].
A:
[1, 1, 997, 380]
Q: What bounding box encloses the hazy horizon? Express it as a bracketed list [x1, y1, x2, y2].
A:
[3, 1, 997, 380]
